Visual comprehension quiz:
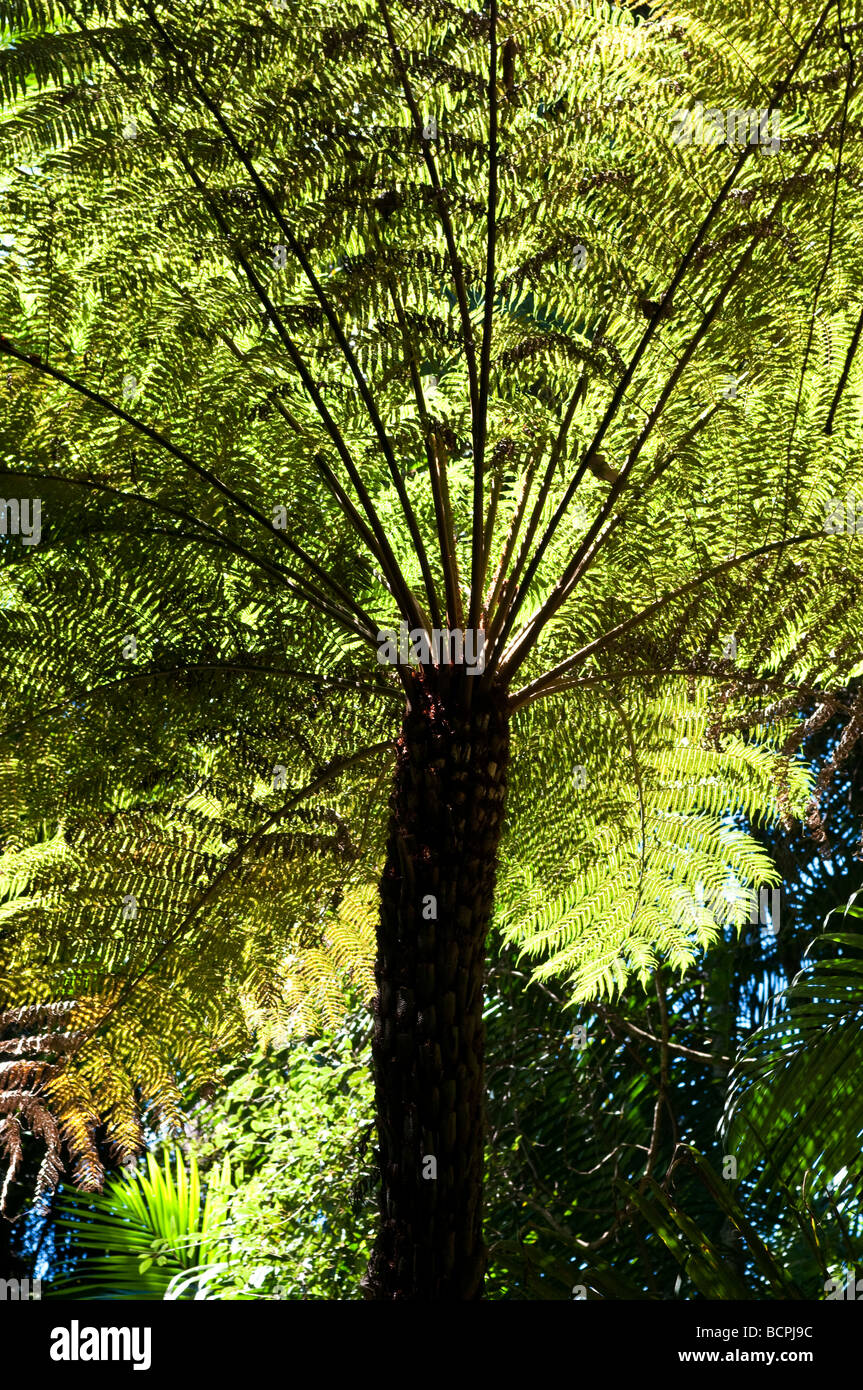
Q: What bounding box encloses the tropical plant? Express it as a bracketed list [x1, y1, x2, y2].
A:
[2, 0, 863, 1299]
[48, 905, 863, 1301]
[725, 902, 863, 1199]
[178, 1024, 377, 1300]
[49, 1020, 376, 1298]
[590, 1145, 862, 1300]
[50, 1149, 234, 1298]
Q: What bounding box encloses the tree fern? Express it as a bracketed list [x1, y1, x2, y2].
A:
[1, 0, 863, 1296]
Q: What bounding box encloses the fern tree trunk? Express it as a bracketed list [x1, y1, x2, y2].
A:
[363, 675, 510, 1300]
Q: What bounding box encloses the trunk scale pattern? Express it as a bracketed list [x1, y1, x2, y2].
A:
[363, 675, 510, 1300]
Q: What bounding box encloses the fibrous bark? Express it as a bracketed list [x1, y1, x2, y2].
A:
[363, 672, 510, 1300]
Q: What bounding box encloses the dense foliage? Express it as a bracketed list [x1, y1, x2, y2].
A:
[2, 0, 863, 1297]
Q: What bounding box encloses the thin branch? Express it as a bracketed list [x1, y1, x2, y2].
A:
[497, 135, 823, 681]
[484, 382, 584, 645]
[67, 10, 424, 635]
[483, 463, 533, 622]
[377, 0, 481, 475]
[379, 261, 459, 625]
[11, 465, 378, 634]
[497, 398, 727, 678]
[643, 970, 673, 1180]
[172, 175, 426, 632]
[2, 664, 400, 742]
[509, 662, 836, 713]
[161, 276, 399, 609]
[488, 5, 833, 670]
[781, 9, 854, 520]
[306, 448, 416, 629]
[824, 302, 863, 434]
[479, 466, 503, 607]
[431, 430, 464, 628]
[508, 530, 825, 705]
[598, 1006, 729, 1065]
[142, 3, 442, 631]
[0, 341, 381, 648]
[470, 0, 499, 631]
